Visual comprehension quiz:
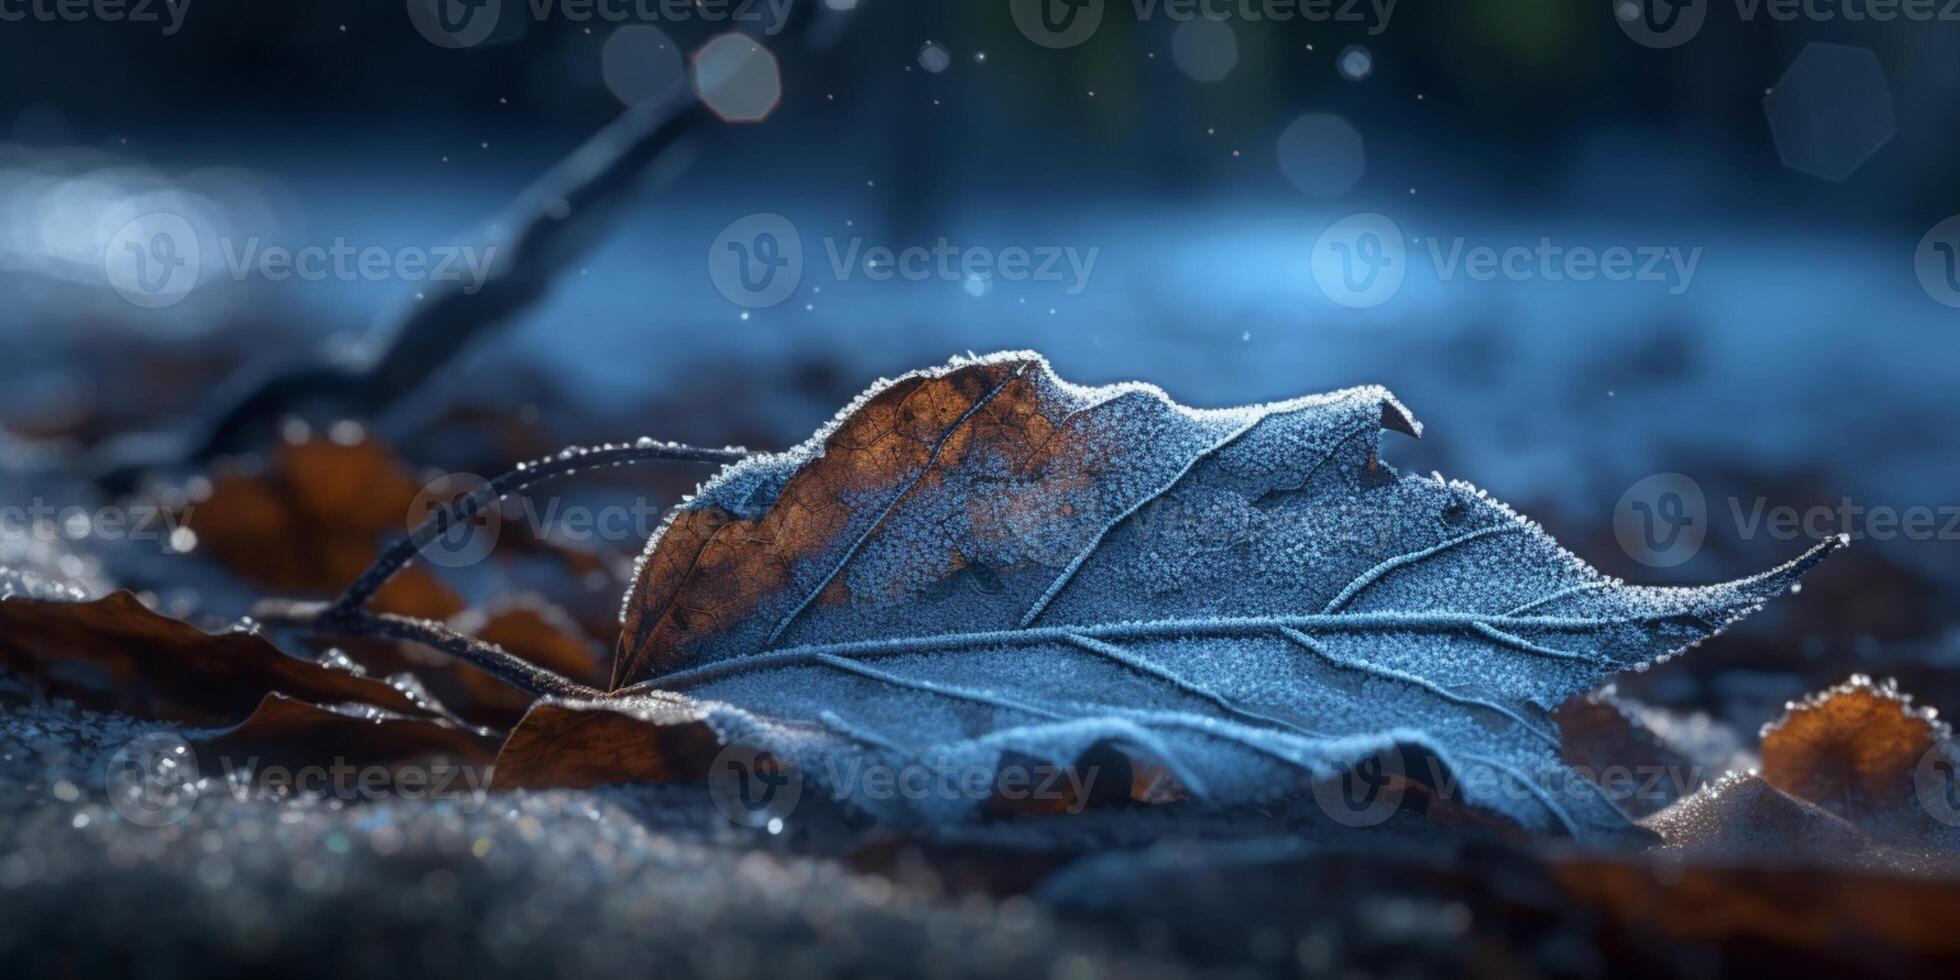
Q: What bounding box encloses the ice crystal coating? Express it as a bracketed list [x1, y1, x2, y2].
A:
[607, 352, 1836, 840]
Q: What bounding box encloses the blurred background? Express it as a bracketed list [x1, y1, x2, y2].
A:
[3, 0, 1958, 730]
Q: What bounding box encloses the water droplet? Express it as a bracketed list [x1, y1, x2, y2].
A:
[918, 41, 951, 74]
[1338, 45, 1374, 82]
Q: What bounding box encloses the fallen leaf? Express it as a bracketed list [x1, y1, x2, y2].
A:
[582, 352, 1834, 839]
[1761, 674, 1948, 822]
[0, 590, 431, 725]
[354, 597, 614, 728]
[493, 695, 722, 791]
[1553, 855, 1960, 957]
[456, 596, 609, 706]
[1641, 772, 1870, 861]
[194, 692, 499, 772]
[185, 434, 464, 619]
[1555, 687, 1700, 817]
[273, 595, 604, 730]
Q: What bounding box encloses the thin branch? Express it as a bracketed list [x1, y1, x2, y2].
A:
[254, 599, 601, 700]
[82, 0, 858, 491]
[330, 440, 750, 619]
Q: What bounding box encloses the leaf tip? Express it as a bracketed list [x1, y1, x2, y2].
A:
[1377, 391, 1422, 439]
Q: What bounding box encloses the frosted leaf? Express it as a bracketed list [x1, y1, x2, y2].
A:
[1759, 674, 1951, 826]
[594, 353, 1835, 841]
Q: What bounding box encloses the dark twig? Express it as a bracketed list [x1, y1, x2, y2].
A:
[100, 1, 851, 697]
[253, 599, 603, 700]
[83, 0, 857, 491]
[329, 440, 748, 622]
[250, 439, 750, 700]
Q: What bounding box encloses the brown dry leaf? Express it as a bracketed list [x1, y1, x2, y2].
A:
[1641, 772, 1870, 861]
[186, 434, 463, 619]
[492, 696, 722, 791]
[1760, 674, 1947, 821]
[1554, 688, 1698, 818]
[0, 591, 429, 725]
[453, 597, 608, 717]
[1553, 856, 1960, 957]
[194, 692, 499, 772]
[612, 357, 1067, 687]
[279, 597, 606, 730]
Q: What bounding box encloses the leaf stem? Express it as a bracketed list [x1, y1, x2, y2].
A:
[254, 599, 604, 700]
[329, 441, 748, 621]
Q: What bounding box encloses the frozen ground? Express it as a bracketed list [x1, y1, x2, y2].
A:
[0, 693, 1180, 979]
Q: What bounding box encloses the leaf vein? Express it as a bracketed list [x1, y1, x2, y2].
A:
[765, 363, 1033, 647]
[1277, 628, 1559, 747]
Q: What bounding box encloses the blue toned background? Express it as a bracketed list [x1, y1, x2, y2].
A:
[3, 1, 1958, 720]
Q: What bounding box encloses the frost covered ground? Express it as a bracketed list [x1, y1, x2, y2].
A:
[0, 694, 1177, 979]
[1, 688, 1550, 979]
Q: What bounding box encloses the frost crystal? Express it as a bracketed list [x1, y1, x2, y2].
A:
[608, 353, 1836, 841]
